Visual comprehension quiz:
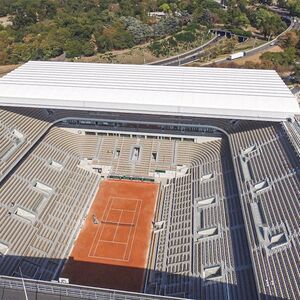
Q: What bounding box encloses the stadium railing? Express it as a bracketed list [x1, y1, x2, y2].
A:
[0, 275, 186, 300]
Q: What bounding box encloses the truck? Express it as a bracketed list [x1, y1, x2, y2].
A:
[228, 51, 246, 60]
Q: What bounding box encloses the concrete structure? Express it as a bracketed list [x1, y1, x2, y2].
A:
[0, 62, 299, 300]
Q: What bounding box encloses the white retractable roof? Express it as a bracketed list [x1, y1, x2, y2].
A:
[0, 61, 298, 121]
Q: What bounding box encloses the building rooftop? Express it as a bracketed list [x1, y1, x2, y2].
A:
[0, 61, 298, 121]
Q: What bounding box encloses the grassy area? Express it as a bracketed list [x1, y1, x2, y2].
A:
[234, 38, 265, 51]
[78, 30, 213, 65]
[0, 31, 213, 68]
[187, 37, 268, 66]
[232, 45, 284, 65]
[0, 64, 19, 77]
[78, 46, 157, 65]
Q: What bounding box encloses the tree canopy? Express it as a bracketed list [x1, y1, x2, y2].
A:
[0, 0, 292, 64]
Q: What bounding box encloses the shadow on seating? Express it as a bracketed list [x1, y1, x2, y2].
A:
[0, 253, 286, 300]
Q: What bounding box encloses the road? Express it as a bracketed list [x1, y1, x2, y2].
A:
[207, 14, 296, 66]
[150, 5, 297, 68]
[149, 35, 222, 66]
[293, 17, 300, 30]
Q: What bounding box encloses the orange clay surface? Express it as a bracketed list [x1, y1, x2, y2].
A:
[62, 179, 159, 292]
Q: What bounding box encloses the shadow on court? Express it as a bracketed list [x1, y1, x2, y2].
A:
[0, 255, 288, 300]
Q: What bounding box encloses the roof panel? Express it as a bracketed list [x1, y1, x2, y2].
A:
[0, 61, 298, 121]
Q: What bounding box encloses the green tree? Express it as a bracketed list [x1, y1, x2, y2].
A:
[95, 23, 134, 52]
[278, 31, 299, 48]
[65, 39, 84, 58]
[254, 8, 286, 38]
[159, 3, 171, 13]
[287, 0, 300, 16]
[261, 47, 296, 66]
[232, 13, 250, 28]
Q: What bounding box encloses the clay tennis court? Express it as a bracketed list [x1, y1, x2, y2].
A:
[62, 179, 159, 292]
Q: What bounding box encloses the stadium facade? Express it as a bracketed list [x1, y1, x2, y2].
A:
[0, 61, 299, 300]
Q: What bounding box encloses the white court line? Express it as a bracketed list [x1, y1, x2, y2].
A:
[98, 199, 135, 260]
[93, 200, 121, 255]
[95, 240, 127, 245]
[89, 253, 130, 261]
[121, 202, 138, 260]
[88, 196, 113, 258]
[88, 197, 143, 261]
[110, 197, 142, 210]
[109, 208, 137, 214]
[112, 210, 123, 242]
[123, 200, 142, 261]
[120, 209, 137, 213]
[121, 209, 137, 214]
[111, 196, 142, 201]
